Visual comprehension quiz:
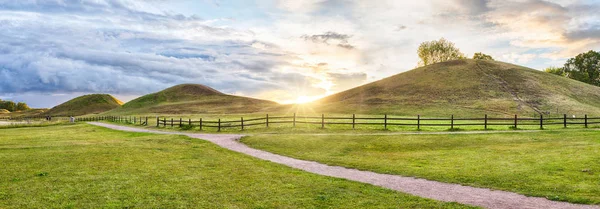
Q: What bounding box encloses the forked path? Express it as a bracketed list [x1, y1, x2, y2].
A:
[89, 122, 598, 209]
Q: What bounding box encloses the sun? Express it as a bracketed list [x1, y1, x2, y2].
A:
[295, 96, 313, 104]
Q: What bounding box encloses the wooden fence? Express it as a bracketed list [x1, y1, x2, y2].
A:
[3, 114, 599, 131]
[153, 114, 600, 131]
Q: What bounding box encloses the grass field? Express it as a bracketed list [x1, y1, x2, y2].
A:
[241, 130, 600, 205]
[0, 124, 474, 208]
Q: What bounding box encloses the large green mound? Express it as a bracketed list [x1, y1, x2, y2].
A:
[107, 84, 279, 114]
[45, 94, 122, 116]
[313, 59, 600, 116]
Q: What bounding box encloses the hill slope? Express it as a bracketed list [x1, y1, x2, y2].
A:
[44, 94, 123, 116]
[107, 84, 279, 114]
[312, 59, 600, 116]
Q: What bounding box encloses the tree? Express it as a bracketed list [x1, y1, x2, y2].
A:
[545, 67, 566, 76]
[473, 52, 494, 61]
[417, 38, 465, 67]
[563, 50, 600, 86]
[1, 101, 16, 112]
[16, 102, 30, 111]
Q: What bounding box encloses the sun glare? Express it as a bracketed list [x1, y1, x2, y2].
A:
[295, 96, 313, 104]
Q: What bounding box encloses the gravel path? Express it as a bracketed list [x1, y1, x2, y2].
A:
[89, 122, 599, 209]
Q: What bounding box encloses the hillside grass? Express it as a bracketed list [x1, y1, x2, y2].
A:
[311, 59, 600, 117]
[0, 124, 473, 208]
[241, 130, 600, 205]
[44, 94, 122, 116]
[105, 84, 280, 115]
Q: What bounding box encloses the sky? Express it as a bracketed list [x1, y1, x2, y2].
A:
[0, 0, 599, 108]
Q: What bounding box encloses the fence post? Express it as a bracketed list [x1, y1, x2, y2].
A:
[585, 114, 588, 128]
[484, 114, 487, 130]
[179, 118, 182, 127]
[156, 117, 159, 127]
[218, 119, 221, 132]
[171, 118, 173, 128]
[321, 114, 325, 129]
[514, 114, 518, 129]
[352, 114, 356, 129]
[293, 113, 296, 127]
[163, 118, 166, 127]
[451, 115, 454, 130]
[384, 114, 387, 130]
[417, 115, 420, 130]
[145, 117, 148, 126]
[266, 114, 269, 128]
[241, 117, 244, 131]
[189, 118, 191, 126]
[540, 114, 543, 129]
[564, 114, 567, 128]
[199, 118, 203, 131]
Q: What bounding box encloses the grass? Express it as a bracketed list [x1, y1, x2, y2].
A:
[241, 130, 600, 205]
[44, 94, 122, 116]
[311, 59, 600, 117]
[104, 84, 280, 115]
[0, 124, 474, 208]
[0, 121, 73, 129]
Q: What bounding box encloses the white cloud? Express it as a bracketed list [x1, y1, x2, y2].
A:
[1, 0, 599, 107]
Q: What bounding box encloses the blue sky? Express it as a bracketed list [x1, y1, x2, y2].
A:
[0, 0, 599, 108]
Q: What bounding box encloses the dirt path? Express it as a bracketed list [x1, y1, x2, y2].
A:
[89, 122, 599, 209]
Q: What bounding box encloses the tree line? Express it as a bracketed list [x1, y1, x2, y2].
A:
[417, 38, 599, 87]
[0, 99, 30, 112]
[545, 50, 600, 86]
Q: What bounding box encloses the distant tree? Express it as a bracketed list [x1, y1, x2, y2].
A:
[473, 52, 494, 61]
[545, 67, 566, 76]
[563, 50, 600, 86]
[16, 102, 30, 111]
[1, 101, 16, 112]
[417, 38, 465, 67]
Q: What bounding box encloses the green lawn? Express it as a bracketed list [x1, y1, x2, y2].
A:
[0, 125, 473, 208]
[241, 130, 600, 205]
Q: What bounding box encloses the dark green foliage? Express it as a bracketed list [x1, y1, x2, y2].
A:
[16, 102, 30, 111]
[545, 67, 566, 76]
[0, 100, 30, 112]
[472, 52, 494, 60]
[563, 50, 600, 86]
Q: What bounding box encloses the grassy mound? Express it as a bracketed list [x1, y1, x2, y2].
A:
[0, 109, 9, 114]
[44, 94, 122, 116]
[312, 59, 600, 116]
[107, 84, 279, 114]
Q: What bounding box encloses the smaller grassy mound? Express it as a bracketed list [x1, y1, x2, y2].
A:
[45, 94, 122, 116]
[108, 84, 279, 114]
[0, 109, 9, 114]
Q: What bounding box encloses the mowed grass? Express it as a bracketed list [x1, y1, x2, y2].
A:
[242, 130, 600, 205]
[0, 125, 474, 208]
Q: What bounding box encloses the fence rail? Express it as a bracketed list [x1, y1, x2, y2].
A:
[150, 113, 599, 131]
[2, 114, 598, 131]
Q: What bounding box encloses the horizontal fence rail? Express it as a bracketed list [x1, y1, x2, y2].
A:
[3, 114, 598, 132]
[149, 114, 599, 131]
